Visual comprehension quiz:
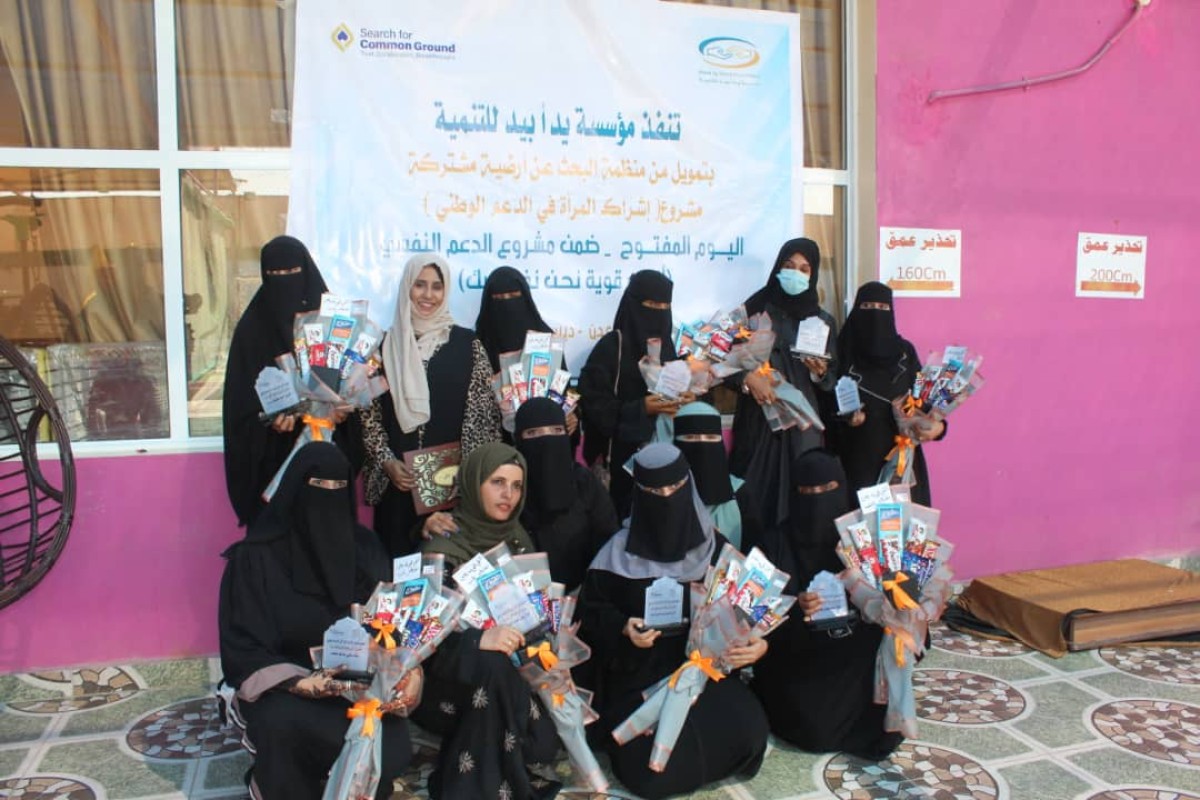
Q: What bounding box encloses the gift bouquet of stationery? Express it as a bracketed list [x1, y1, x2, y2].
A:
[491, 331, 579, 432]
[637, 337, 722, 400]
[696, 307, 825, 434]
[450, 542, 607, 791]
[672, 305, 774, 367]
[256, 294, 390, 500]
[833, 483, 955, 738]
[882, 345, 984, 485]
[641, 305, 778, 401]
[307, 552, 464, 800]
[612, 544, 797, 773]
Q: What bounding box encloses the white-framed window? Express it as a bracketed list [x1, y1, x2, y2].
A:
[0, 0, 861, 454]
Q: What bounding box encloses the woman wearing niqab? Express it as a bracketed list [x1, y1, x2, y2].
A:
[749, 449, 903, 759]
[671, 401, 761, 551]
[223, 235, 357, 527]
[218, 442, 413, 799]
[578, 270, 683, 518]
[577, 443, 769, 799]
[473, 266, 580, 445]
[836, 281, 945, 506]
[511, 397, 618, 591]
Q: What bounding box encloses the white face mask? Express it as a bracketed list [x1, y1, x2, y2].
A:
[776, 269, 810, 295]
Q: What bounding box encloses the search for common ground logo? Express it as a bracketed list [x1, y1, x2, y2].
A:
[331, 23, 353, 52]
[698, 37, 760, 69]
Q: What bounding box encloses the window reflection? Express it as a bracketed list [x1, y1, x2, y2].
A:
[181, 169, 288, 436]
[0, 168, 168, 440]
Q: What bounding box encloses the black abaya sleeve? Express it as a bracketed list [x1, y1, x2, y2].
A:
[580, 466, 621, 554]
[577, 569, 639, 666]
[218, 545, 292, 691]
[222, 333, 299, 528]
[735, 486, 765, 553]
[578, 332, 652, 463]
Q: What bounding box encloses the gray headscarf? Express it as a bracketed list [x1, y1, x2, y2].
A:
[588, 443, 716, 582]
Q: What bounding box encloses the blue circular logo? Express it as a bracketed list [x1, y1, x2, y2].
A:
[698, 37, 760, 69]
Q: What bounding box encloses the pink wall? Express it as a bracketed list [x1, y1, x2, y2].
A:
[0, 454, 236, 673]
[877, 0, 1200, 578]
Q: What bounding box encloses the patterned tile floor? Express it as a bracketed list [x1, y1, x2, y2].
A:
[1, 623, 1198, 799]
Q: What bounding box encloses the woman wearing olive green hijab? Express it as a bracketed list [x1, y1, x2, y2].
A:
[421, 442, 535, 568]
[415, 443, 561, 800]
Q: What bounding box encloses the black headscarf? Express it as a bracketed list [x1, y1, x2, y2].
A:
[839, 281, 903, 365]
[474, 266, 552, 372]
[746, 237, 822, 320]
[613, 270, 676, 361]
[625, 444, 707, 563]
[256, 235, 328, 352]
[780, 449, 851, 592]
[514, 398, 577, 523]
[222, 236, 329, 527]
[243, 442, 358, 608]
[673, 407, 734, 505]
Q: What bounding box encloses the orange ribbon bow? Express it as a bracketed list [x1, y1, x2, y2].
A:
[525, 641, 559, 671]
[882, 572, 920, 612]
[301, 414, 335, 442]
[902, 394, 921, 416]
[370, 619, 397, 650]
[887, 435, 914, 476]
[668, 650, 725, 689]
[347, 698, 383, 737]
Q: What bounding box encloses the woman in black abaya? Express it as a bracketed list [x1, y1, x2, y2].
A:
[473, 266, 579, 443]
[218, 443, 416, 799]
[222, 235, 354, 527]
[671, 401, 761, 551]
[513, 398, 618, 591]
[836, 282, 945, 506]
[578, 444, 769, 800]
[750, 449, 902, 760]
[730, 237, 838, 528]
[474, 266, 554, 374]
[578, 270, 685, 518]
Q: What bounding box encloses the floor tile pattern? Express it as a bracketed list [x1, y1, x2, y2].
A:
[2, 623, 1199, 799]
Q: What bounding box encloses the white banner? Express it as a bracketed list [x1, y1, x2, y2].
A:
[289, 0, 803, 365]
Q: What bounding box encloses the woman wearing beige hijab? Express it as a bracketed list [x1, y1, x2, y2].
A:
[361, 254, 501, 555]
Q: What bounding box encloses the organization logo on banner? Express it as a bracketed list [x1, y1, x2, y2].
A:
[331, 23, 354, 52]
[698, 37, 760, 69]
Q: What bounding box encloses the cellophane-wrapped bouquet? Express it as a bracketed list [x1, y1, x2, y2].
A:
[260, 295, 390, 500]
[881, 345, 983, 485]
[833, 486, 954, 737]
[310, 553, 464, 800]
[449, 543, 606, 791]
[641, 305, 776, 399]
[712, 308, 824, 433]
[492, 331, 579, 433]
[516, 592, 608, 792]
[612, 544, 796, 773]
